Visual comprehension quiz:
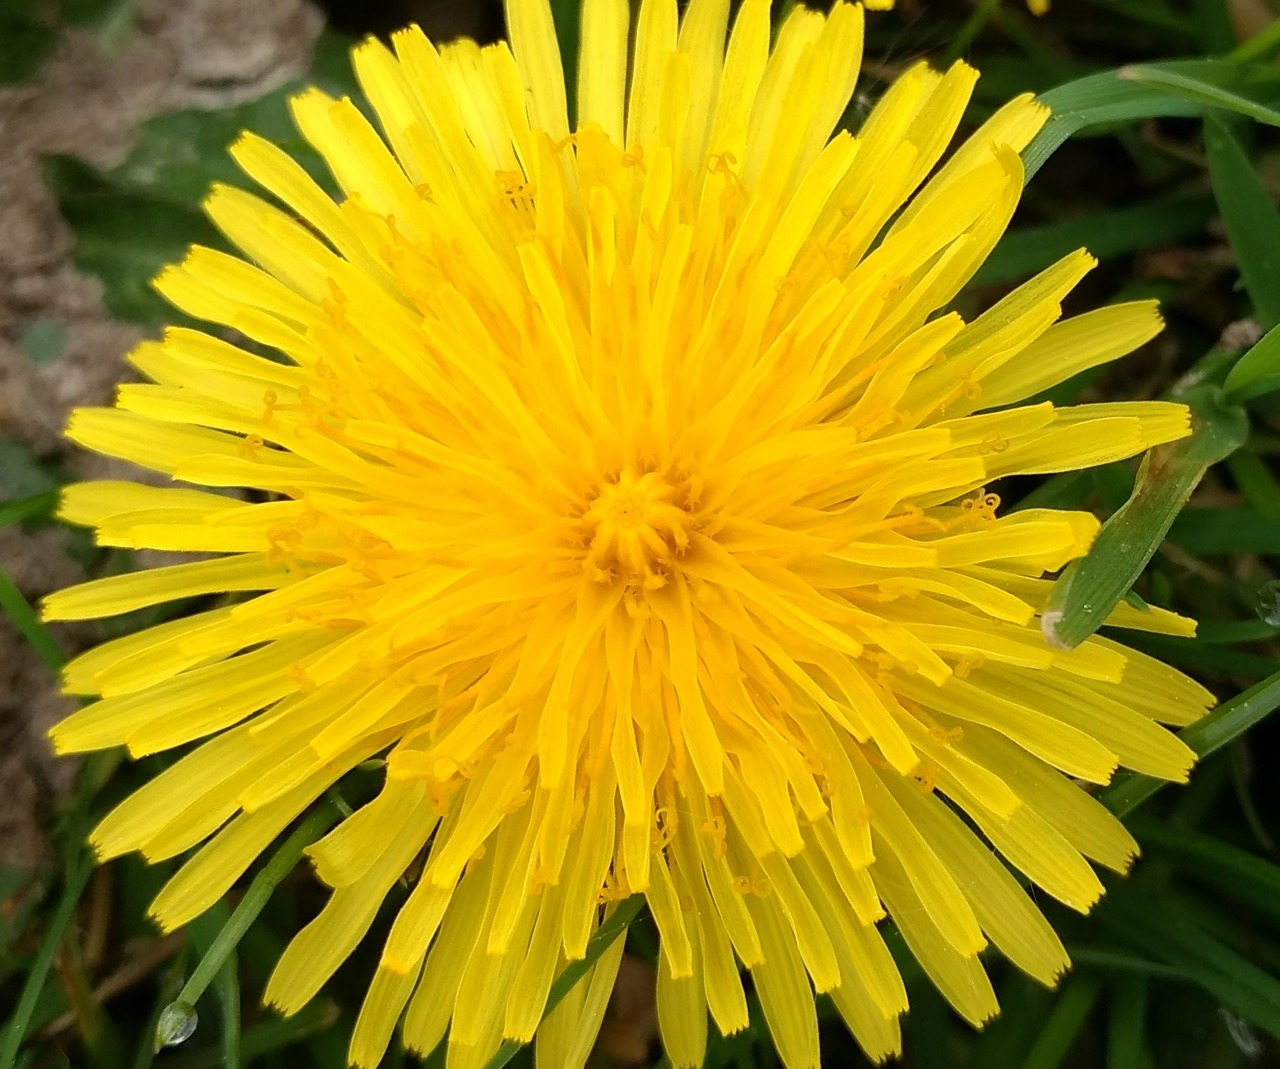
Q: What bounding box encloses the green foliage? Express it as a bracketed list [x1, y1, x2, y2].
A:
[481, 896, 644, 1069]
[1020, 58, 1280, 180]
[1043, 385, 1249, 650]
[1205, 115, 1280, 331]
[156, 805, 343, 1053]
[6, 3, 1280, 1069]
[1102, 668, 1280, 818]
[1095, 876, 1280, 1042]
[1225, 323, 1280, 403]
[44, 154, 225, 329]
[1122, 60, 1280, 127]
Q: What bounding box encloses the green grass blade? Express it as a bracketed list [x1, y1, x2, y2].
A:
[1042, 385, 1247, 649]
[1020, 974, 1103, 1069]
[1069, 946, 1189, 982]
[181, 906, 243, 1067]
[0, 490, 59, 530]
[0, 565, 65, 671]
[0, 850, 94, 1068]
[1025, 69, 1202, 179]
[1205, 114, 1280, 330]
[1231, 17, 1280, 63]
[1224, 321, 1280, 402]
[214, 949, 240, 1069]
[1119, 60, 1280, 126]
[1096, 889, 1280, 1039]
[1183, 670, 1280, 758]
[1024, 59, 1280, 180]
[1106, 978, 1150, 1069]
[157, 800, 342, 1050]
[481, 894, 645, 1069]
[1102, 668, 1280, 815]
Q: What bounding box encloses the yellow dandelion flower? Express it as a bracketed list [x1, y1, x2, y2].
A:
[46, 1, 1210, 1067]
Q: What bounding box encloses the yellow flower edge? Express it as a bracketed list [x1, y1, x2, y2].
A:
[46, 2, 1209, 1068]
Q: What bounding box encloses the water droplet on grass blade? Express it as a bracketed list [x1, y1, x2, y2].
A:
[1220, 1008, 1262, 1057]
[1256, 580, 1280, 626]
[155, 1001, 198, 1049]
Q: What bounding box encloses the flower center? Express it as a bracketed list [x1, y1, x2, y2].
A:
[580, 467, 693, 587]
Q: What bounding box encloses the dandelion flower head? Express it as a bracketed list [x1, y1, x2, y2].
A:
[46, 1, 1212, 1067]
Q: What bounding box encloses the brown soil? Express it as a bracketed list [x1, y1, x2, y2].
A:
[0, 0, 324, 868]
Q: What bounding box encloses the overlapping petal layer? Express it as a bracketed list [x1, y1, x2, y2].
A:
[47, 2, 1212, 1068]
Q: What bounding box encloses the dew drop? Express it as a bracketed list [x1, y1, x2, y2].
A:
[1255, 580, 1280, 626]
[155, 1001, 198, 1049]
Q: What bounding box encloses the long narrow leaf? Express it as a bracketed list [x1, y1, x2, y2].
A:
[482, 894, 645, 1069]
[1025, 59, 1280, 180]
[0, 490, 58, 530]
[1106, 978, 1150, 1069]
[1042, 385, 1247, 650]
[157, 800, 342, 1051]
[1204, 114, 1280, 330]
[0, 851, 94, 1067]
[1232, 17, 1280, 63]
[214, 949, 241, 1069]
[1026, 69, 1202, 179]
[1021, 975, 1103, 1069]
[1103, 668, 1280, 815]
[0, 565, 65, 671]
[1096, 889, 1280, 1039]
[1120, 60, 1280, 127]
[1225, 322, 1280, 403]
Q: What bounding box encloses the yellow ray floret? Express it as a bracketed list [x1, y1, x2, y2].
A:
[46, 2, 1209, 1069]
